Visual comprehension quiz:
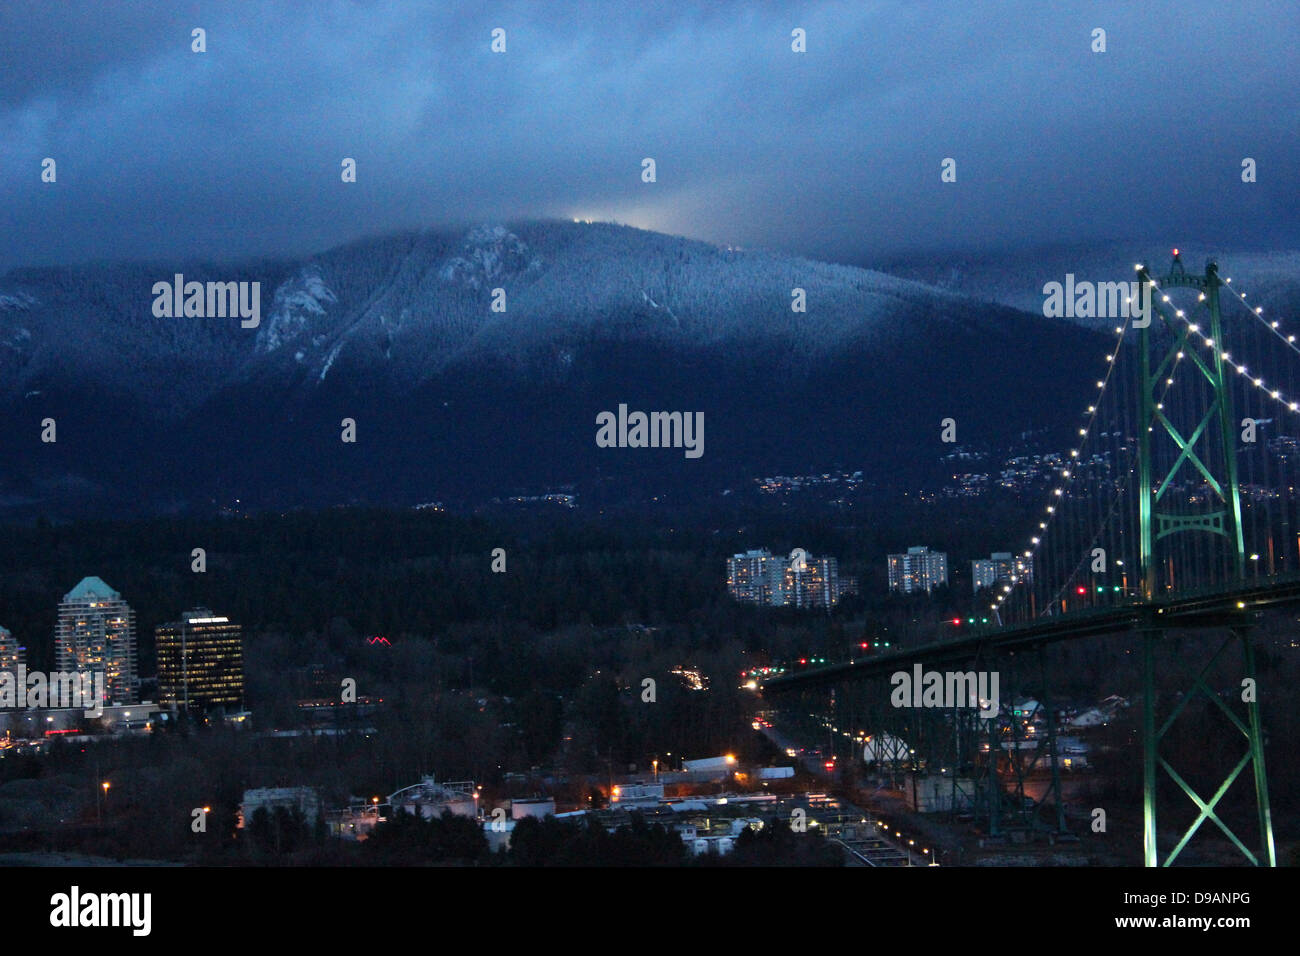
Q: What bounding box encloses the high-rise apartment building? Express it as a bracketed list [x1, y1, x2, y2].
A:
[727, 550, 786, 605]
[781, 555, 845, 610]
[971, 552, 1034, 594]
[55, 576, 137, 705]
[887, 546, 949, 595]
[728, 549, 854, 609]
[0, 626, 25, 674]
[156, 609, 245, 715]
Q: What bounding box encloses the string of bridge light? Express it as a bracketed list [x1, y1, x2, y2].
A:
[1033, 278, 1200, 612]
[1144, 270, 1300, 418]
[1043, 468, 1133, 614]
[998, 261, 1297, 615]
[1000, 268, 1194, 615]
[1220, 274, 1300, 363]
[991, 317, 1132, 614]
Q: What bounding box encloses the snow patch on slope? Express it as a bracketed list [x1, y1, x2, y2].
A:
[0, 290, 34, 354]
[0, 292, 37, 310]
[642, 289, 680, 326]
[319, 340, 345, 381]
[255, 266, 337, 353]
[439, 224, 542, 290]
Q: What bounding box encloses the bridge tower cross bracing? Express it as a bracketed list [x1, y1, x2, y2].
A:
[1133, 253, 1272, 867]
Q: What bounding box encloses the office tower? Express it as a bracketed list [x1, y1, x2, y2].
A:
[55, 576, 138, 705]
[887, 546, 949, 594]
[156, 609, 244, 715]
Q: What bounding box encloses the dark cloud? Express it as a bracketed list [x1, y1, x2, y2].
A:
[2, 0, 1297, 273]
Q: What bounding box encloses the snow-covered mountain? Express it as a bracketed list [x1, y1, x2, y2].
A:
[0, 221, 1112, 516]
[0, 221, 1034, 409]
[881, 242, 1300, 331]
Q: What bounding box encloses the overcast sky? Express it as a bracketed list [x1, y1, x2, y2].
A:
[2, 0, 1297, 273]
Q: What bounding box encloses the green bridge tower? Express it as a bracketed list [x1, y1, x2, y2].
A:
[1134, 252, 1274, 866]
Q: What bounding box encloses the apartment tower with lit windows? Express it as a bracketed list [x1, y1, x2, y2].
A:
[54, 576, 138, 705]
[887, 546, 949, 595]
[0, 625, 25, 675]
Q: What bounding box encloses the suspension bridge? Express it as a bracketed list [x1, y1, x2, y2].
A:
[762, 251, 1300, 866]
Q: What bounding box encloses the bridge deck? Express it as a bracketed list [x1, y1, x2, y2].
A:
[761, 573, 1300, 693]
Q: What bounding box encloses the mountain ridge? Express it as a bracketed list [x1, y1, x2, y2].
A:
[0, 221, 1117, 517]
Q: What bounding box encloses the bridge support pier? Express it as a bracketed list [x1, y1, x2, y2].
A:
[1240, 628, 1277, 868]
[1039, 646, 1072, 838]
[1140, 624, 1276, 866]
[1142, 630, 1159, 866]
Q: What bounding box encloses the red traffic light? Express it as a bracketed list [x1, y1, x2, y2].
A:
[1076, 586, 1087, 595]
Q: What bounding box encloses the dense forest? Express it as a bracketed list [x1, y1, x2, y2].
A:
[1, 498, 1298, 863]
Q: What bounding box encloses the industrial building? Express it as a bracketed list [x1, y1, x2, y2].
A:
[239, 787, 322, 828]
[386, 776, 478, 820]
[328, 776, 478, 842]
[611, 783, 665, 806]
